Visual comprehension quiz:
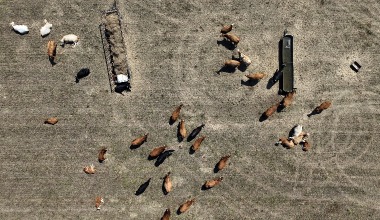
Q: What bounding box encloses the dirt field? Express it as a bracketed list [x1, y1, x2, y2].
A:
[1, 0, 380, 219]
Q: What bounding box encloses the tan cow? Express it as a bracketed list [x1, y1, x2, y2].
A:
[178, 198, 195, 214]
[191, 136, 206, 152]
[179, 119, 187, 139]
[47, 40, 57, 64]
[163, 172, 172, 194]
[221, 33, 240, 45]
[170, 104, 183, 124]
[44, 117, 58, 125]
[204, 177, 223, 189]
[224, 59, 240, 68]
[220, 24, 234, 34]
[276, 137, 295, 149]
[84, 164, 95, 174]
[245, 72, 267, 81]
[216, 155, 230, 172]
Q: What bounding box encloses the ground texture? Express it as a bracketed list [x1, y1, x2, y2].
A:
[0, 0, 380, 219]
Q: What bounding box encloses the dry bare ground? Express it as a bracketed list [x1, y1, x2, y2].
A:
[0, 0, 380, 219]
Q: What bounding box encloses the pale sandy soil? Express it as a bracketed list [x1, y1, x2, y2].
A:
[0, 0, 379, 219]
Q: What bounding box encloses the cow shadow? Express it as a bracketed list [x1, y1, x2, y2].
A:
[241, 79, 259, 87]
[189, 147, 195, 155]
[201, 184, 209, 191]
[307, 108, 320, 117]
[216, 66, 237, 74]
[49, 57, 57, 66]
[135, 178, 151, 196]
[238, 64, 248, 72]
[259, 113, 269, 122]
[217, 39, 236, 50]
[276, 104, 286, 113]
[169, 117, 176, 125]
[213, 164, 220, 173]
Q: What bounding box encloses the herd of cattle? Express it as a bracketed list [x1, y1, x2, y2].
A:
[11, 18, 332, 218]
[72, 103, 229, 218]
[216, 24, 332, 151]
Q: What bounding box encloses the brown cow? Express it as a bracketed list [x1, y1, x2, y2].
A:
[221, 33, 240, 45]
[245, 72, 267, 81]
[281, 90, 296, 108]
[191, 136, 206, 152]
[204, 177, 223, 189]
[149, 145, 167, 159]
[263, 102, 280, 118]
[178, 198, 195, 214]
[308, 101, 332, 117]
[161, 208, 171, 220]
[224, 59, 240, 68]
[220, 24, 234, 34]
[302, 140, 311, 151]
[95, 196, 104, 210]
[131, 133, 148, 148]
[170, 104, 183, 124]
[98, 148, 107, 163]
[216, 155, 230, 172]
[163, 172, 172, 194]
[84, 164, 95, 174]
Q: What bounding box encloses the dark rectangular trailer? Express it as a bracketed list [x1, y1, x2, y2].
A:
[279, 31, 295, 94]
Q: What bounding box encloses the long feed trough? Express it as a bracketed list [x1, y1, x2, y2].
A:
[100, 2, 131, 93]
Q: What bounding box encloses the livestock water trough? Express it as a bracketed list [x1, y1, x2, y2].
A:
[99, 2, 131, 93]
[279, 30, 295, 94]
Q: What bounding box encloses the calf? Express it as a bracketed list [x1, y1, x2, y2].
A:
[302, 140, 311, 151]
[220, 24, 234, 34]
[98, 148, 107, 163]
[84, 164, 95, 174]
[95, 196, 104, 210]
[44, 117, 58, 125]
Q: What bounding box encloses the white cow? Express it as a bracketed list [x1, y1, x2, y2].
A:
[40, 19, 53, 37]
[10, 22, 29, 34]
